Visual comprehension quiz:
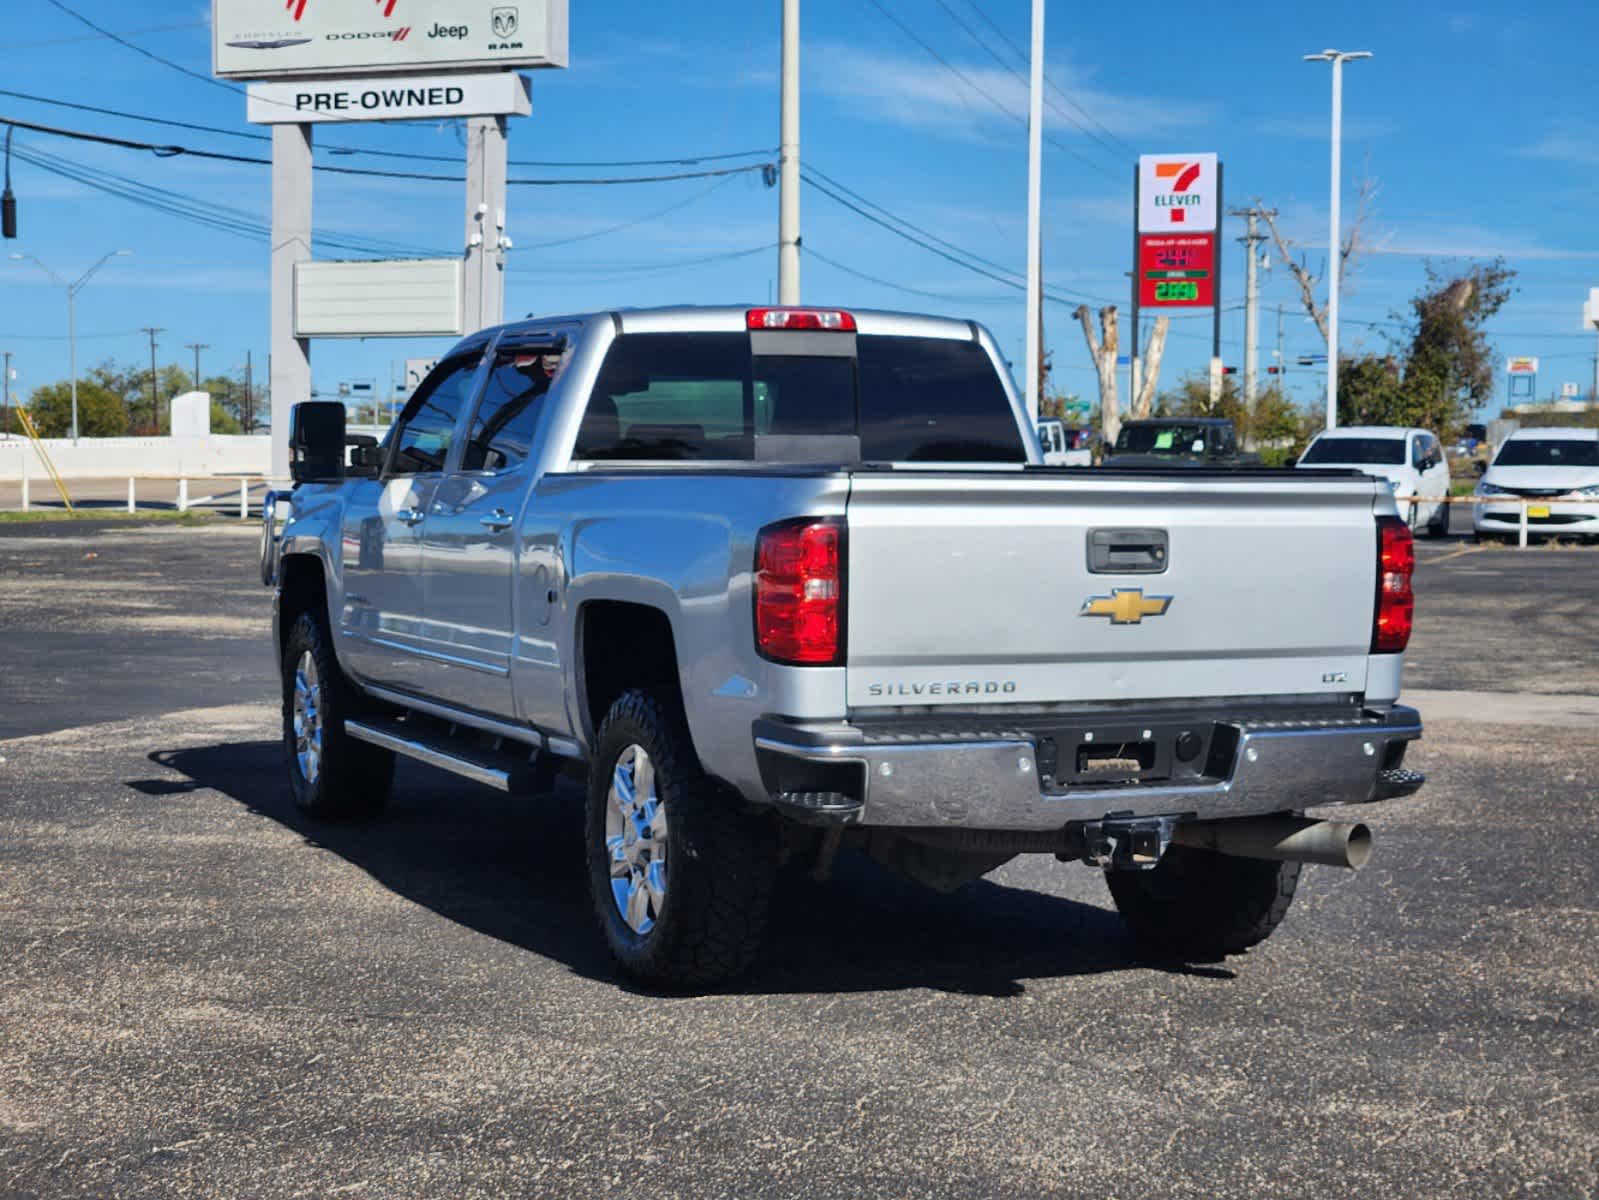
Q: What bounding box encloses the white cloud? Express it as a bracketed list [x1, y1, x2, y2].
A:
[1517, 123, 1599, 169]
[809, 44, 1208, 144]
[1369, 223, 1599, 262]
[1255, 116, 1397, 140]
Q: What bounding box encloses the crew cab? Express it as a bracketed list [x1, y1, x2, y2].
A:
[261, 305, 1424, 988]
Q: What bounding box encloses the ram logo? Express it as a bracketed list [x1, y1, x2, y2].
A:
[491, 6, 519, 37]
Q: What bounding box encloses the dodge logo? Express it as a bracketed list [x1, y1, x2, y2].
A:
[491, 6, 519, 37]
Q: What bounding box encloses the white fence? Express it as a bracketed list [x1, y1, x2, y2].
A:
[0, 435, 272, 481]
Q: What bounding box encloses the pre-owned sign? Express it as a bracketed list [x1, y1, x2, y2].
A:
[1138, 153, 1219, 234]
[214, 0, 567, 80]
[1137, 233, 1216, 308]
[247, 71, 531, 123]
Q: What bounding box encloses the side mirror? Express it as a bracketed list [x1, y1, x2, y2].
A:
[1283, 455, 1298, 468]
[1474, 459, 1487, 476]
[289, 401, 346, 484]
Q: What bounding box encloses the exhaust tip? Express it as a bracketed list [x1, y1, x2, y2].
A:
[1345, 822, 1373, 869]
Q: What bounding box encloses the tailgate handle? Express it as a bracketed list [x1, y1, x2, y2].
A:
[1088, 528, 1168, 575]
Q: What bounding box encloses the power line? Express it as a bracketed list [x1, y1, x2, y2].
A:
[806, 165, 1027, 284]
[41, 0, 242, 97]
[859, 0, 1119, 181]
[802, 171, 1110, 307]
[1, 114, 774, 186]
[805, 246, 1014, 304]
[507, 244, 774, 279]
[0, 87, 777, 168]
[926, 0, 1127, 164]
[957, 0, 1135, 155]
[11, 20, 206, 51]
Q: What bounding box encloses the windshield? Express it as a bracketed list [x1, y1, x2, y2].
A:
[575, 332, 1026, 463]
[1493, 439, 1599, 468]
[1301, 436, 1406, 466]
[1113, 424, 1212, 455]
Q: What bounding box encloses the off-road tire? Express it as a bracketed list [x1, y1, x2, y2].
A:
[585, 689, 777, 990]
[1106, 845, 1301, 960]
[281, 610, 394, 820]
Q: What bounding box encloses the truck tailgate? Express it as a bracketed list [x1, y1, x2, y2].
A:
[844, 470, 1382, 708]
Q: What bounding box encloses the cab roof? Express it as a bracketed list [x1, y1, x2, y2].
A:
[1504, 426, 1599, 441]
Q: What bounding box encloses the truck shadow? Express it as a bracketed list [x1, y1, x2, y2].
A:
[144, 740, 1234, 998]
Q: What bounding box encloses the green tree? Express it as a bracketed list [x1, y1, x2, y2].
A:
[25, 379, 130, 437]
[1338, 261, 1516, 435]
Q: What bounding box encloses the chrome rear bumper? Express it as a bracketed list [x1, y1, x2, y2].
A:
[754, 705, 1423, 831]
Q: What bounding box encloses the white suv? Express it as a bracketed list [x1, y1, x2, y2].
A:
[1474, 427, 1599, 542]
[1297, 426, 1451, 536]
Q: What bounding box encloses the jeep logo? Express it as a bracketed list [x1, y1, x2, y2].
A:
[491, 6, 519, 37]
[428, 22, 469, 38]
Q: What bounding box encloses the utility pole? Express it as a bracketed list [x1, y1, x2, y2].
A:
[244, 350, 253, 434]
[1230, 206, 1274, 411]
[2, 350, 11, 436]
[777, 0, 800, 305]
[141, 327, 163, 433]
[185, 343, 209, 391]
[1023, 0, 1045, 420]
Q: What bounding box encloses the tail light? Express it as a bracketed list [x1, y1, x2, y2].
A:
[756, 519, 844, 665]
[1372, 515, 1415, 653]
[746, 307, 857, 332]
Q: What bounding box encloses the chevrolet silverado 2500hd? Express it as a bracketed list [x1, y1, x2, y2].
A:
[261, 305, 1424, 987]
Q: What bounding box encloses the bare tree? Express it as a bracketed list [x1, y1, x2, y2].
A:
[1260, 175, 1377, 346]
[1131, 314, 1170, 419]
[1074, 305, 1121, 444]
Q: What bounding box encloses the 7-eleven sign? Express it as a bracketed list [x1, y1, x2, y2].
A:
[1139, 153, 1219, 233]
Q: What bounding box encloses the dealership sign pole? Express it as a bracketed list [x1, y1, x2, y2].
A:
[1131, 153, 1222, 406]
[214, 0, 567, 478]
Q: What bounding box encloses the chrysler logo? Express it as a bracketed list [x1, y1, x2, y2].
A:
[1079, 588, 1173, 625]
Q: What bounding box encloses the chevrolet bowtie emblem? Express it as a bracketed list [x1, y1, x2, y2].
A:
[1080, 588, 1173, 625]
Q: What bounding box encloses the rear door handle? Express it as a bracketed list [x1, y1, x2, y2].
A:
[395, 507, 425, 526]
[479, 509, 514, 532]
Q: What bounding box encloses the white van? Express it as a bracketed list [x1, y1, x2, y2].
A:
[1297, 426, 1451, 536]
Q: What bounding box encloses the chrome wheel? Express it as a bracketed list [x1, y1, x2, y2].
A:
[291, 650, 323, 785]
[605, 744, 668, 935]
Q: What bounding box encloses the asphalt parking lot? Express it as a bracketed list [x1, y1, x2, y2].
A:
[1, 521, 1596, 1198]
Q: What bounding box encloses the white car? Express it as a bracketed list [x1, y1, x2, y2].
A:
[1036, 417, 1092, 466]
[1474, 427, 1599, 542]
[1297, 426, 1451, 536]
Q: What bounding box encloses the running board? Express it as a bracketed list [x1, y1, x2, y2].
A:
[345, 718, 512, 792]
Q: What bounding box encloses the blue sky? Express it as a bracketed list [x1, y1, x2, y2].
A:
[1, 0, 1597, 417]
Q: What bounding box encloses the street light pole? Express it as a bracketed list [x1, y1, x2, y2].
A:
[777, 0, 800, 305]
[1023, 0, 1046, 421]
[8, 250, 131, 443]
[1304, 49, 1370, 431]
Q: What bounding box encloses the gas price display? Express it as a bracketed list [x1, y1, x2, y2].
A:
[1137, 233, 1216, 308]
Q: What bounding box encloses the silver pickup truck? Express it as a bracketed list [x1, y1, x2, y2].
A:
[261, 305, 1423, 988]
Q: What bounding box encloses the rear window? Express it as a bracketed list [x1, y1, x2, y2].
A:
[573, 332, 1024, 463]
[1114, 424, 1219, 456]
[1301, 436, 1407, 466]
[1494, 439, 1599, 467]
